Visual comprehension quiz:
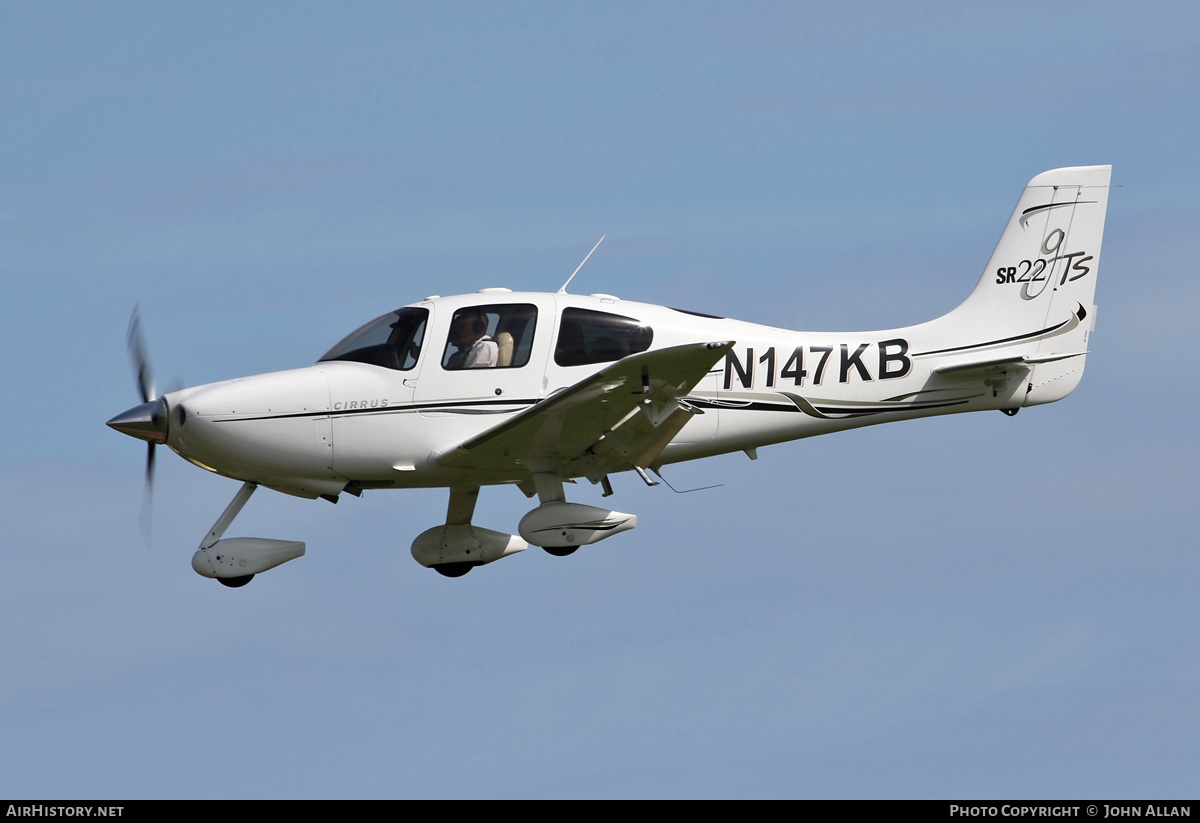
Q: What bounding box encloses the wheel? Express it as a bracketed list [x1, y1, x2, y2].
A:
[218, 574, 254, 588]
[433, 562, 477, 578]
[543, 545, 578, 557]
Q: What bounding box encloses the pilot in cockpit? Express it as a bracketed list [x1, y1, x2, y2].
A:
[445, 307, 499, 369]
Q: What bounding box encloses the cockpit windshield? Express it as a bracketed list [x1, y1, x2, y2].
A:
[318, 307, 428, 371]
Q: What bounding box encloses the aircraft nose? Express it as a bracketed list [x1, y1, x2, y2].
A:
[107, 398, 168, 444]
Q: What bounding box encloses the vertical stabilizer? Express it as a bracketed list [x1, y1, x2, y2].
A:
[930, 165, 1111, 406]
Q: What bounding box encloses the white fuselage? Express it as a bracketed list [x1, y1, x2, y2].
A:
[162, 287, 1071, 500]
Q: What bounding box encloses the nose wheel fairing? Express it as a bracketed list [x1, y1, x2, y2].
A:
[189, 482, 307, 586]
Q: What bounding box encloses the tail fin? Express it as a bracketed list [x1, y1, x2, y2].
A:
[932, 165, 1111, 406]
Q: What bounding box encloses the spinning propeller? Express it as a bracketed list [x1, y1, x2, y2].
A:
[107, 309, 170, 533]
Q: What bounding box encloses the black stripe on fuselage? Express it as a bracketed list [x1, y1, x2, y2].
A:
[811, 399, 970, 415]
[212, 390, 973, 426]
[210, 397, 541, 423]
[684, 398, 798, 413]
[684, 396, 972, 416]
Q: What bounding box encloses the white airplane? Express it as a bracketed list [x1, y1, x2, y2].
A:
[108, 165, 1111, 586]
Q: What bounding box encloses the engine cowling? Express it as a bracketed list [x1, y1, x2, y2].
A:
[518, 502, 637, 549]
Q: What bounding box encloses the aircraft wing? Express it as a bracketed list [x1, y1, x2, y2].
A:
[434, 341, 734, 479]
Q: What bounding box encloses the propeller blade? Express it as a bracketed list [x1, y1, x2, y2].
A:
[127, 307, 156, 403]
[121, 307, 163, 541]
[140, 442, 155, 541]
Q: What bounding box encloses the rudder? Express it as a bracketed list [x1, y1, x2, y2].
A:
[937, 165, 1111, 406]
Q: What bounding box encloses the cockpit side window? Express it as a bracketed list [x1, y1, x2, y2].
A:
[318, 307, 428, 371]
[554, 308, 653, 367]
[441, 303, 538, 370]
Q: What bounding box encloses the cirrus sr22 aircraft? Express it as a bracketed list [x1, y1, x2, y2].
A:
[108, 166, 1111, 586]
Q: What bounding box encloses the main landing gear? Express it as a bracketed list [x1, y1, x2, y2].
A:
[410, 485, 528, 577]
[542, 546, 578, 558]
[412, 473, 637, 577]
[432, 562, 477, 578]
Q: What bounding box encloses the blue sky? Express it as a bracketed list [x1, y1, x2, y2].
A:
[3, 1, 1199, 798]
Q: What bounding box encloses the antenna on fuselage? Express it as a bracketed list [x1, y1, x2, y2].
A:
[558, 234, 606, 294]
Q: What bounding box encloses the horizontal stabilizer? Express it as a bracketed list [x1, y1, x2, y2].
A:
[932, 351, 1087, 377]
